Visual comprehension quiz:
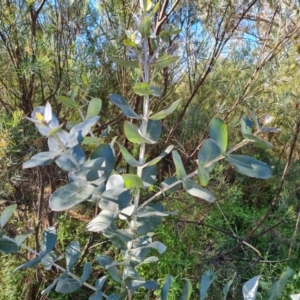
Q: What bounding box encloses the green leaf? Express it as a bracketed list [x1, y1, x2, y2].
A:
[96, 256, 122, 283]
[265, 267, 294, 300]
[139, 15, 151, 37]
[150, 85, 162, 97]
[182, 179, 215, 202]
[250, 111, 260, 129]
[226, 154, 271, 179]
[243, 134, 273, 149]
[86, 98, 102, 119]
[109, 57, 139, 68]
[123, 39, 136, 47]
[200, 270, 216, 300]
[209, 118, 228, 154]
[172, 150, 186, 179]
[241, 116, 253, 135]
[180, 279, 192, 300]
[87, 210, 115, 232]
[150, 55, 179, 69]
[124, 121, 149, 144]
[198, 139, 221, 166]
[66, 116, 99, 148]
[161, 275, 173, 300]
[0, 204, 17, 228]
[133, 82, 153, 96]
[198, 164, 210, 187]
[40, 226, 57, 254]
[123, 174, 144, 189]
[117, 142, 140, 166]
[55, 278, 80, 294]
[66, 241, 80, 271]
[81, 262, 92, 284]
[49, 182, 94, 211]
[57, 95, 78, 108]
[0, 238, 19, 254]
[109, 94, 141, 119]
[145, 119, 162, 143]
[242, 275, 260, 300]
[143, 145, 174, 167]
[149, 99, 181, 120]
[141, 165, 157, 187]
[23, 151, 62, 169]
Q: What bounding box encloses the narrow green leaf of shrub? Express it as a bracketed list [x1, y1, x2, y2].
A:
[14, 256, 42, 271]
[150, 85, 162, 97]
[241, 116, 253, 135]
[57, 95, 78, 108]
[89, 291, 103, 300]
[172, 150, 187, 179]
[150, 55, 179, 68]
[15, 231, 32, 246]
[41, 278, 59, 295]
[96, 256, 122, 283]
[109, 94, 141, 119]
[290, 294, 300, 300]
[87, 210, 115, 232]
[49, 182, 94, 211]
[265, 267, 294, 300]
[123, 174, 144, 189]
[200, 270, 216, 300]
[142, 165, 157, 187]
[66, 116, 99, 148]
[198, 164, 210, 187]
[143, 145, 174, 167]
[95, 275, 107, 291]
[198, 138, 221, 166]
[66, 241, 80, 271]
[139, 15, 151, 37]
[242, 275, 260, 300]
[0, 204, 17, 228]
[179, 279, 192, 300]
[0, 238, 19, 254]
[40, 226, 57, 255]
[133, 82, 153, 96]
[117, 142, 140, 166]
[100, 188, 131, 211]
[86, 98, 102, 119]
[226, 154, 271, 179]
[182, 179, 215, 202]
[161, 177, 181, 194]
[243, 134, 273, 149]
[23, 151, 63, 169]
[145, 119, 162, 143]
[124, 121, 150, 144]
[149, 99, 181, 120]
[55, 278, 81, 293]
[209, 118, 228, 154]
[161, 275, 173, 300]
[80, 262, 92, 284]
[109, 57, 139, 68]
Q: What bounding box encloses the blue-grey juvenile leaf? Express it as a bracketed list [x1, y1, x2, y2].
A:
[126, 279, 159, 294]
[107, 293, 119, 300]
[198, 139, 221, 166]
[223, 273, 236, 300]
[100, 188, 131, 211]
[242, 275, 260, 300]
[0, 237, 19, 254]
[55, 278, 81, 293]
[89, 291, 103, 300]
[50, 182, 94, 211]
[172, 150, 186, 179]
[243, 134, 273, 149]
[66, 116, 99, 148]
[226, 154, 271, 179]
[40, 226, 57, 255]
[117, 142, 140, 166]
[87, 210, 115, 232]
[209, 118, 228, 154]
[41, 251, 57, 270]
[124, 121, 150, 144]
[161, 275, 173, 300]
[66, 241, 80, 271]
[179, 279, 192, 300]
[96, 256, 122, 283]
[149, 99, 181, 120]
[14, 256, 42, 271]
[198, 164, 210, 187]
[143, 145, 174, 167]
[23, 151, 62, 169]
[41, 278, 59, 295]
[161, 177, 181, 194]
[81, 262, 92, 284]
[106, 174, 124, 190]
[90, 143, 115, 165]
[109, 94, 141, 119]
[200, 270, 216, 300]
[15, 231, 32, 246]
[182, 179, 215, 202]
[95, 275, 107, 291]
[0, 204, 17, 228]
[241, 116, 253, 135]
[150, 55, 179, 68]
[145, 119, 162, 143]
[142, 165, 157, 187]
[86, 98, 102, 119]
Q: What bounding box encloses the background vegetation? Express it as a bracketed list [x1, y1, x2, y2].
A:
[1, 0, 300, 299]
